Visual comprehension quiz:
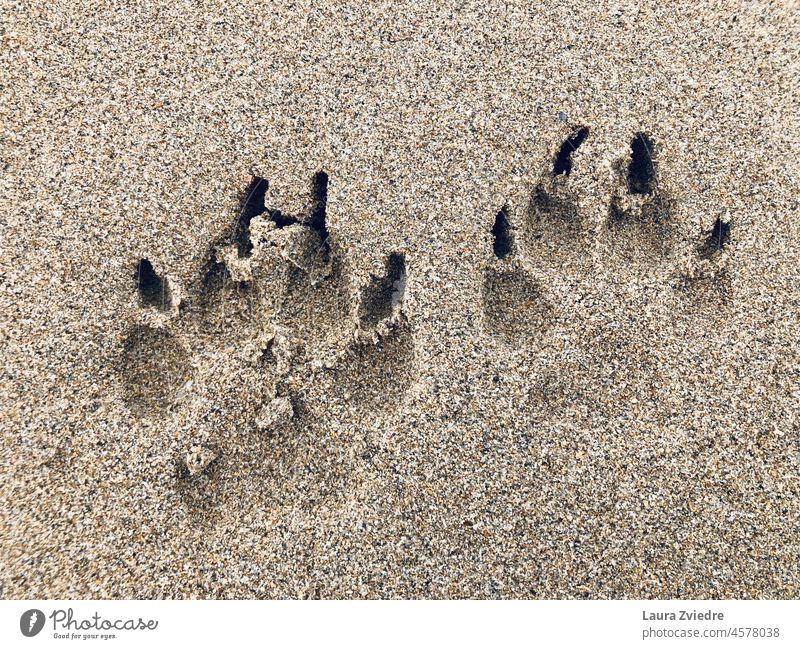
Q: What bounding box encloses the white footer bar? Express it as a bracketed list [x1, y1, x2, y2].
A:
[2, 600, 797, 648]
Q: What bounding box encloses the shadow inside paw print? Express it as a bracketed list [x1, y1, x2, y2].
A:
[483, 250, 553, 347]
[117, 171, 415, 519]
[119, 325, 190, 413]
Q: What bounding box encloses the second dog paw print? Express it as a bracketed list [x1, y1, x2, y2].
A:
[484, 125, 734, 345]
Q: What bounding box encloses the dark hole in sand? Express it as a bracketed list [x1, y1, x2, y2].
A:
[553, 126, 589, 176]
[699, 216, 731, 258]
[628, 133, 655, 195]
[359, 253, 406, 328]
[236, 176, 268, 256]
[268, 208, 296, 229]
[491, 205, 513, 259]
[308, 171, 330, 261]
[136, 258, 170, 310]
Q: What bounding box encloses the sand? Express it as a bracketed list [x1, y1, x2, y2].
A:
[1, 1, 798, 598]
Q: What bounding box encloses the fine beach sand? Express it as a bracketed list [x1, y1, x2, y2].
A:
[1, 1, 798, 598]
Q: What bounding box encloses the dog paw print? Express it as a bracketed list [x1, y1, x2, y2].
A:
[484, 125, 734, 345]
[604, 133, 675, 262]
[116, 172, 414, 517]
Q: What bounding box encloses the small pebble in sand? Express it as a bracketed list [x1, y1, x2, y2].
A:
[185, 445, 217, 476]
